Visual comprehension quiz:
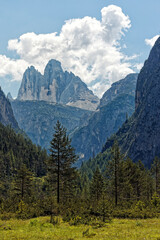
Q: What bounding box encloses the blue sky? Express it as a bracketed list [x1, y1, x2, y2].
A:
[0, 0, 159, 97]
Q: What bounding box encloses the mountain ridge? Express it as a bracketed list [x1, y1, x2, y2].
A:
[17, 59, 99, 111]
[102, 36, 160, 168]
[0, 86, 19, 130]
[71, 73, 138, 165]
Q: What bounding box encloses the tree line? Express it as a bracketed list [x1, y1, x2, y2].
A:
[0, 121, 160, 223]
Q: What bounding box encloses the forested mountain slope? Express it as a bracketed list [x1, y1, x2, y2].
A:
[0, 87, 19, 130]
[103, 37, 160, 168]
[71, 74, 137, 165]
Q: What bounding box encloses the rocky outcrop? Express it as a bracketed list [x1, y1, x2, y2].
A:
[0, 87, 19, 129]
[103, 37, 160, 168]
[71, 74, 137, 165]
[17, 66, 44, 101]
[99, 73, 138, 108]
[17, 60, 99, 111]
[7, 92, 13, 101]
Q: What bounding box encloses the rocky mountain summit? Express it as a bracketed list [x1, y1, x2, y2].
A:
[0, 87, 19, 129]
[103, 37, 160, 168]
[7, 92, 13, 101]
[99, 73, 138, 108]
[17, 59, 99, 111]
[12, 71, 137, 164]
[71, 73, 138, 165]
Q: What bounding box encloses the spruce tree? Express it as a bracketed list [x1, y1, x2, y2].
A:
[48, 120, 77, 204]
[90, 167, 104, 203]
[151, 156, 160, 195]
[13, 164, 33, 201]
[107, 141, 123, 206]
[90, 167, 104, 215]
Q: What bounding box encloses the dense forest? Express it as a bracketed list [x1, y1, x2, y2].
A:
[0, 120, 160, 224]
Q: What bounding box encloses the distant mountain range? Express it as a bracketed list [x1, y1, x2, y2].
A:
[99, 73, 137, 108]
[10, 59, 137, 164]
[71, 73, 138, 165]
[17, 59, 99, 111]
[11, 100, 92, 150]
[102, 36, 160, 168]
[2, 36, 160, 170]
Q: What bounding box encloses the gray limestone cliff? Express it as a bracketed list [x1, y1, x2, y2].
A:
[103, 37, 160, 168]
[99, 73, 138, 108]
[71, 73, 138, 165]
[17, 66, 44, 101]
[17, 60, 99, 111]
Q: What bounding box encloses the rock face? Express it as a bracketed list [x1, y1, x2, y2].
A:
[7, 92, 13, 101]
[17, 66, 44, 101]
[11, 100, 92, 150]
[103, 37, 160, 168]
[17, 60, 99, 111]
[71, 73, 137, 166]
[0, 87, 19, 129]
[99, 73, 138, 108]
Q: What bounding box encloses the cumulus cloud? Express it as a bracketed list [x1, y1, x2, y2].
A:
[145, 35, 160, 47]
[101, 5, 131, 44]
[0, 5, 135, 97]
[0, 55, 28, 81]
[134, 63, 143, 71]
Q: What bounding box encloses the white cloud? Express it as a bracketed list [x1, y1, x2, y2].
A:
[101, 5, 131, 44]
[134, 63, 143, 71]
[124, 54, 140, 61]
[145, 35, 159, 47]
[0, 5, 135, 97]
[0, 55, 28, 81]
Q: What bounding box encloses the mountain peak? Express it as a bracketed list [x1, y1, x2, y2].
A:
[135, 36, 160, 110]
[103, 36, 160, 167]
[44, 59, 62, 74]
[99, 73, 138, 108]
[17, 59, 99, 111]
[25, 65, 37, 73]
[17, 66, 43, 101]
[7, 92, 13, 101]
[147, 36, 160, 64]
[0, 87, 19, 129]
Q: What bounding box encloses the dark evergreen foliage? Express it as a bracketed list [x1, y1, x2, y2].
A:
[0, 123, 47, 178]
[0, 121, 160, 222]
[90, 167, 104, 203]
[47, 120, 78, 204]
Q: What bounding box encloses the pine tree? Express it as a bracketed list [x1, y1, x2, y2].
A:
[47, 120, 77, 204]
[13, 164, 33, 201]
[151, 156, 160, 195]
[90, 167, 104, 202]
[0, 151, 7, 199]
[107, 141, 123, 206]
[81, 173, 90, 199]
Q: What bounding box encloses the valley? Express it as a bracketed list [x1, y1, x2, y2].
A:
[0, 217, 160, 240]
[0, 11, 160, 239]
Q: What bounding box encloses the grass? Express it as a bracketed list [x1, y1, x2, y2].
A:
[0, 217, 160, 240]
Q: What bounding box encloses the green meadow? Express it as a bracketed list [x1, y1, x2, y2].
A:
[0, 217, 160, 240]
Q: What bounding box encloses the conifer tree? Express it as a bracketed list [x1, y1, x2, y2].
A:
[108, 141, 122, 206]
[81, 173, 90, 199]
[13, 164, 33, 201]
[0, 152, 6, 199]
[48, 120, 77, 204]
[151, 156, 160, 195]
[90, 167, 104, 202]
